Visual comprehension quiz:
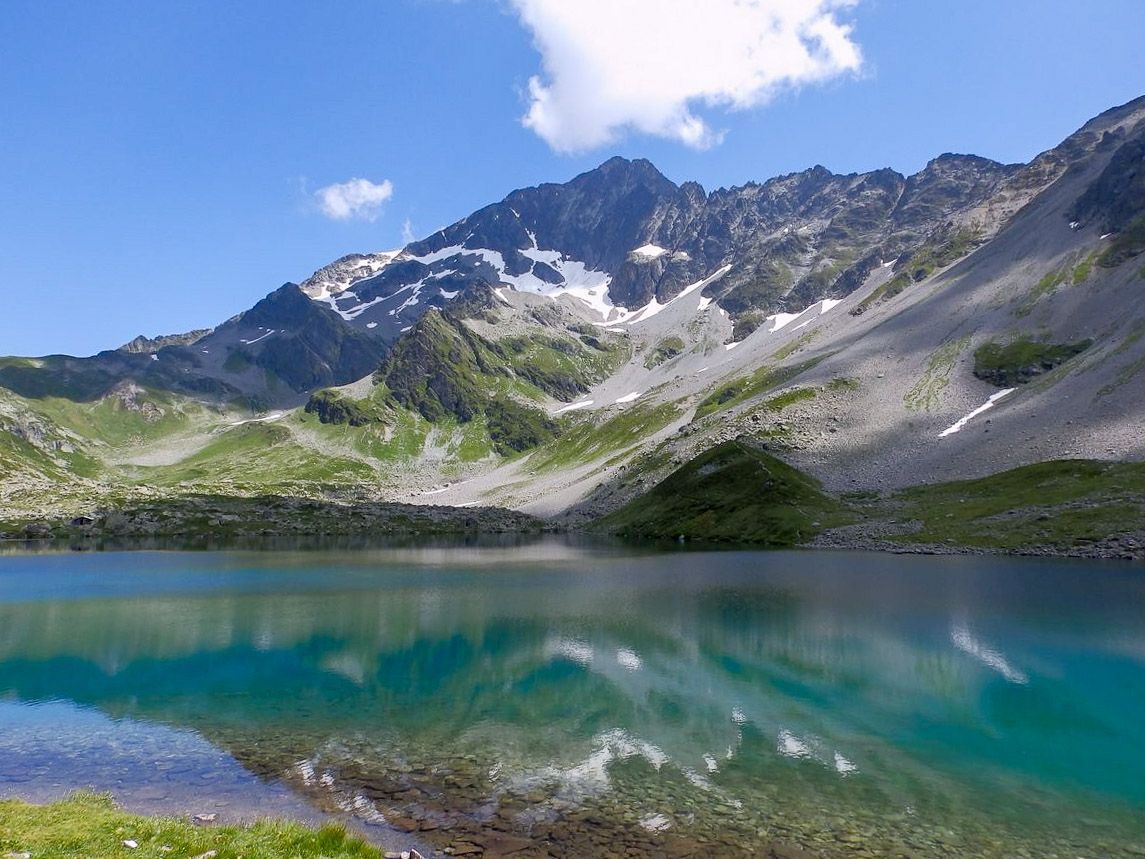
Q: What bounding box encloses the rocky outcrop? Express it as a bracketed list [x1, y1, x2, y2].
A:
[972, 339, 1092, 387]
[118, 329, 211, 354]
[110, 381, 164, 420]
[1069, 104, 1145, 233]
[299, 251, 401, 299]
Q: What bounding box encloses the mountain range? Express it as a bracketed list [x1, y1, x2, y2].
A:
[2, 95, 1145, 551]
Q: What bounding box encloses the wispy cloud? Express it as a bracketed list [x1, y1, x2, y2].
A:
[401, 217, 416, 244]
[509, 0, 863, 153]
[315, 177, 394, 221]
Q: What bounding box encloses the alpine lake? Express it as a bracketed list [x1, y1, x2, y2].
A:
[1, 540, 1144, 858]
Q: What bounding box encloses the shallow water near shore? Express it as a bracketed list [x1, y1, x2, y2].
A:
[1, 542, 1144, 857]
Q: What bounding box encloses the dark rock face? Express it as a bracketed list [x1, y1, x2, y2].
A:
[0, 284, 388, 404]
[890, 154, 1019, 229]
[303, 390, 376, 427]
[334, 99, 1145, 339]
[341, 156, 695, 324]
[1070, 121, 1145, 232]
[0, 348, 241, 403]
[204, 284, 389, 393]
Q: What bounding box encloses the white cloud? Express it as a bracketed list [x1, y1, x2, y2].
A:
[509, 0, 863, 152]
[315, 177, 394, 221]
[401, 217, 416, 244]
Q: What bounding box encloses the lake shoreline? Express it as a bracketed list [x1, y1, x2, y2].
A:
[0, 494, 552, 546]
[806, 527, 1145, 562]
[3, 525, 1143, 562]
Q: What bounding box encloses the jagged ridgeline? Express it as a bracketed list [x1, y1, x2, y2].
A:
[7, 96, 1144, 413]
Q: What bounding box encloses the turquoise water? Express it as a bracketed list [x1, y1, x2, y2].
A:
[1, 543, 1143, 857]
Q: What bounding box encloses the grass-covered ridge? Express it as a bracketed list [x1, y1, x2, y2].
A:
[501, 329, 627, 396]
[0, 793, 380, 859]
[596, 436, 1145, 557]
[141, 422, 376, 490]
[529, 401, 681, 472]
[370, 291, 630, 459]
[694, 356, 825, 419]
[597, 439, 849, 545]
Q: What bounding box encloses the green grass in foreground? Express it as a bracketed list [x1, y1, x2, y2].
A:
[892, 459, 1145, 550]
[597, 439, 850, 545]
[0, 792, 380, 859]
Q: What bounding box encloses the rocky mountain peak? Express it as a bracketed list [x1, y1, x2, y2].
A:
[579, 155, 676, 188]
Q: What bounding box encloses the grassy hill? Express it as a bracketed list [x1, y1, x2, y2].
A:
[597, 439, 850, 545]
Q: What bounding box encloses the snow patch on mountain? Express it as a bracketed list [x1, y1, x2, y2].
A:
[308, 228, 737, 328]
[766, 298, 843, 334]
[397, 243, 629, 322]
[631, 244, 669, 260]
[553, 399, 594, 415]
[239, 329, 277, 345]
[628, 244, 690, 262]
[939, 389, 1015, 438]
[619, 265, 733, 326]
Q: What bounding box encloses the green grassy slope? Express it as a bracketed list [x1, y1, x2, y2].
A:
[138, 422, 376, 490]
[888, 459, 1145, 551]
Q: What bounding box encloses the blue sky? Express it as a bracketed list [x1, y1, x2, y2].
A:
[3, 0, 1144, 357]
